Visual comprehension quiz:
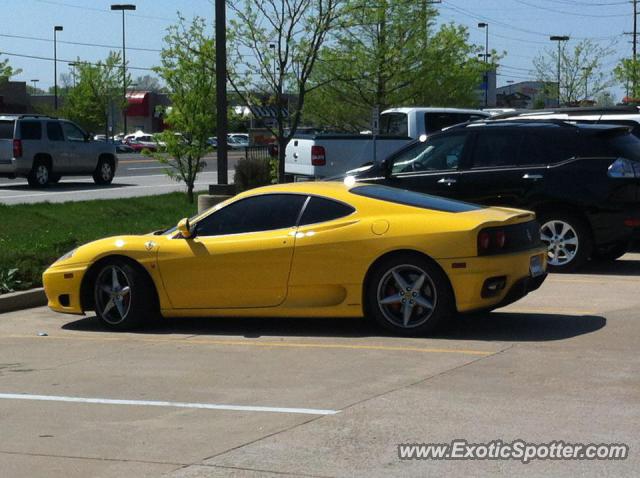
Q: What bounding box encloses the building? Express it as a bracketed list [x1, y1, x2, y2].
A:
[0, 81, 30, 113]
[476, 70, 497, 108]
[496, 81, 558, 109]
[125, 91, 170, 133]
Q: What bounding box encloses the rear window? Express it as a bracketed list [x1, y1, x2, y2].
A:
[606, 133, 640, 161]
[20, 121, 42, 140]
[0, 120, 15, 139]
[379, 113, 408, 136]
[350, 185, 482, 213]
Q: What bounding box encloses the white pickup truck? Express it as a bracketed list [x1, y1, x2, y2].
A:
[285, 107, 489, 180]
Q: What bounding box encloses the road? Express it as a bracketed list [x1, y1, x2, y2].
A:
[0, 152, 243, 205]
[0, 255, 638, 477]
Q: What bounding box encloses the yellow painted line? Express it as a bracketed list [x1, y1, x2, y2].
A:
[548, 277, 640, 284]
[5, 334, 493, 356]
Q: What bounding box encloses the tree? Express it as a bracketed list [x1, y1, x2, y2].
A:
[150, 16, 216, 204]
[303, 1, 490, 132]
[62, 52, 128, 136]
[0, 55, 22, 83]
[228, 0, 344, 181]
[614, 58, 640, 100]
[133, 74, 164, 92]
[533, 39, 614, 105]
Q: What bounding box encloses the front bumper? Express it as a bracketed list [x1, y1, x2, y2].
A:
[42, 263, 88, 314]
[438, 247, 547, 313]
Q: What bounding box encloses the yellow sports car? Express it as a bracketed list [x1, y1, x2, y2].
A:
[43, 182, 547, 335]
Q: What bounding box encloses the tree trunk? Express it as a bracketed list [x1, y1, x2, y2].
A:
[187, 182, 194, 204]
[278, 137, 287, 183]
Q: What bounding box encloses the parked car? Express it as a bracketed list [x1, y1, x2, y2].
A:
[43, 181, 546, 335]
[0, 114, 118, 187]
[227, 134, 249, 149]
[285, 107, 490, 180]
[125, 135, 159, 153]
[351, 119, 640, 272]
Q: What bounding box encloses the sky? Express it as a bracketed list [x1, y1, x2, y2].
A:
[0, 0, 634, 101]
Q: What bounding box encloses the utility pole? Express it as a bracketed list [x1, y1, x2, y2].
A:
[479, 23, 489, 107]
[581, 66, 590, 102]
[53, 26, 63, 110]
[215, 0, 229, 186]
[634, 0, 638, 97]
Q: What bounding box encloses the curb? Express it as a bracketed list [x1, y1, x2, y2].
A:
[0, 288, 47, 314]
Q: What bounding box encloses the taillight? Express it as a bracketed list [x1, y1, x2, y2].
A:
[478, 228, 507, 255]
[311, 145, 326, 166]
[13, 139, 22, 158]
[608, 157, 640, 178]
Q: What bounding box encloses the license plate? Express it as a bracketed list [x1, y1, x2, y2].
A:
[530, 254, 544, 277]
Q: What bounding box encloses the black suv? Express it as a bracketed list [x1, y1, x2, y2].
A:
[353, 120, 640, 272]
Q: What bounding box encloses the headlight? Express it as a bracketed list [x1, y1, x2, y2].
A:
[56, 248, 77, 263]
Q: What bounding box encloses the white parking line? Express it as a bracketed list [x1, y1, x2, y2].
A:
[126, 166, 169, 171]
[0, 393, 339, 416]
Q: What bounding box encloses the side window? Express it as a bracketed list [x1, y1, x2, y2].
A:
[379, 113, 408, 136]
[196, 194, 307, 236]
[19, 121, 42, 140]
[298, 196, 355, 226]
[471, 131, 522, 168]
[61, 122, 85, 142]
[518, 134, 553, 166]
[46, 122, 64, 142]
[392, 134, 467, 174]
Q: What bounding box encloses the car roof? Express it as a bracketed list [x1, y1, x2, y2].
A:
[381, 107, 490, 116]
[456, 119, 631, 133]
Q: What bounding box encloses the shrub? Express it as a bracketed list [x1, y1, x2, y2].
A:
[234, 157, 276, 193]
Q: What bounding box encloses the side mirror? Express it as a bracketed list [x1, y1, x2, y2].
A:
[381, 158, 393, 178]
[177, 218, 193, 239]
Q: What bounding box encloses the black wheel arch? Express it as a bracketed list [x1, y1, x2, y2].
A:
[80, 255, 159, 312]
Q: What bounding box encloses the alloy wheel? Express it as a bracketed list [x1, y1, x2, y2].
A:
[540, 220, 579, 267]
[95, 266, 132, 325]
[35, 164, 49, 185]
[100, 162, 113, 181]
[376, 264, 437, 329]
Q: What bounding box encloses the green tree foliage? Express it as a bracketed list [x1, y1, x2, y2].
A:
[533, 39, 614, 105]
[228, 0, 343, 181]
[303, 1, 490, 131]
[133, 74, 165, 93]
[614, 58, 640, 100]
[150, 15, 216, 204]
[62, 52, 128, 136]
[0, 55, 22, 84]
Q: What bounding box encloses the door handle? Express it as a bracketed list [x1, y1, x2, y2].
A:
[522, 173, 543, 180]
[437, 177, 457, 185]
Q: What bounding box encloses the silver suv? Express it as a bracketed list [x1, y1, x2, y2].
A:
[0, 114, 118, 188]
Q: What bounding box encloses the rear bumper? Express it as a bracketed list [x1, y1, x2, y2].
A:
[0, 157, 32, 176]
[493, 273, 547, 309]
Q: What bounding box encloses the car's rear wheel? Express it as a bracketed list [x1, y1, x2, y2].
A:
[365, 253, 455, 336]
[93, 157, 115, 185]
[27, 159, 51, 188]
[93, 260, 155, 330]
[539, 213, 592, 273]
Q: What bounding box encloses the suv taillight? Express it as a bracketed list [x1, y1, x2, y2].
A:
[478, 228, 507, 255]
[12, 139, 22, 158]
[311, 145, 326, 166]
[608, 157, 640, 178]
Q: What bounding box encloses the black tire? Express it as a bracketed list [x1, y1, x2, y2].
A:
[93, 260, 157, 330]
[538, 212, 593, 273]
[364, 253, 455, 336]
[49, 173, 61, 184]
[27, 159, 51, 188]
[93, 157, 115, 185]
[593, 241, 629, 262]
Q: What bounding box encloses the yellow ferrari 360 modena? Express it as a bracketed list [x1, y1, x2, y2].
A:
[43, 182, 547, 335]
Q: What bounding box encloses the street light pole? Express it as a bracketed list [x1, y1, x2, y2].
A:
[69, 62, 77, 87]
[53, 26, 63, 110]
[581, 66, 590, 102]
[478, 23, 489, 107]
[550, 35, 569, 107]
[31, 79, 39, 93]
[215, 0, 229, 186]
[111, 4, 136, 135]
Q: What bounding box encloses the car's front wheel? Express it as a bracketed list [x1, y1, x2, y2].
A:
[365, 253, 455, 336]
[539, 213, 592, 273]
[93, 157, 115, 185]
[93, 260, 156, 330]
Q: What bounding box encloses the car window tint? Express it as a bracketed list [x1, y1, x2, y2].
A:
[61, 122, 85, 142]
[518, 133, 553, 165]
[379, 113, 408, 136]
[20, 121, 41, 140]
[299, 196, 355, 225]
[46, 122, 64, 141]
[0, 121, 15, 139]
[471, 131, 521, 168]
[425, 113, 475, 133]
[350, 185, 482, 213]
[392, 134, 467, 174]
[196, 194, 307, 236]
[606, 132, 640, 161]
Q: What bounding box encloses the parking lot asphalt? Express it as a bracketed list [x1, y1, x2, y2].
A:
[1, 255, 639, 477]
[0, 152, 242, 205]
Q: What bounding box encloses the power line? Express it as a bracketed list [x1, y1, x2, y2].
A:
[0, 32, 161, 53]
[515, 0, 627, 17]
[0, 50, 154, 71]
[31, 0, 176, 22]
